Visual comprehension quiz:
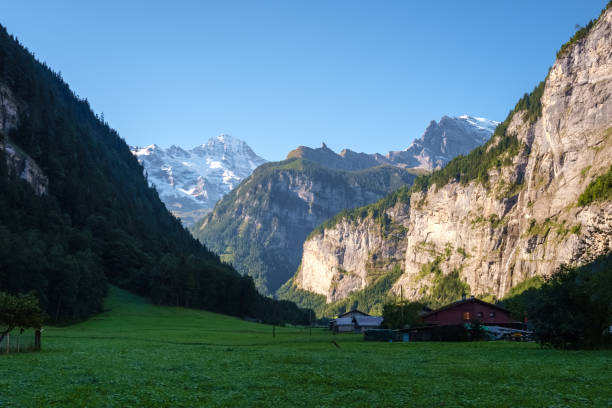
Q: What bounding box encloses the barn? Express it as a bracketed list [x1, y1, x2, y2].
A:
[421, 296, 520, 327]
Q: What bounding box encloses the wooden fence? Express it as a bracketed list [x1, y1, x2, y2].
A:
[0, 330, 41, 354]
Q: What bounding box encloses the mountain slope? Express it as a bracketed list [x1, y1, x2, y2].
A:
[0, 24, 308, 324]
[192, 159, 418, 294]
[283, 4, 612, 316]
[132, 135, 266, 225]
[192, 115, 497, 295]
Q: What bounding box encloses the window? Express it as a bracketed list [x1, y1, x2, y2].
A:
[477, 312, 483, 319]
[489, 311, 496, 318]
[463, 312, 470, 321]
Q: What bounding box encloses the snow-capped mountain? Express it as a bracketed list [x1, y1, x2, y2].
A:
[132, 134, 267, 225]
[385, 115, 499, 170]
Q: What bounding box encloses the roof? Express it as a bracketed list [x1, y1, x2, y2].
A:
[422, 297, 510, 319]
[354, 316, 384, 327]
[333, 317, 353, 326]
[338, 309, 370, 318]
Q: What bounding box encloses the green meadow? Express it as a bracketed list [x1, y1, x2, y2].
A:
[1, 287, 611, 407]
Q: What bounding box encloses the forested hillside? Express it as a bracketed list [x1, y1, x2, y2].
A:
[0, 24, 308, 324]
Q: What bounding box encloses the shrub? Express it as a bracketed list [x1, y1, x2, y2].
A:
[577, 165, 612, 206]
[505, 253, 612, 349]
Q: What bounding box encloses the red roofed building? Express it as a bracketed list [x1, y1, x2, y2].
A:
[422, 297, 519, 327]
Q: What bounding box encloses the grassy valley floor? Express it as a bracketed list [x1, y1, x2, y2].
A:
[1, 287, 611, 407]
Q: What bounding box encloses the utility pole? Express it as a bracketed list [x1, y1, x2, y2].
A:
[309, 310, 313, 336]
[400, 285, 404, 326]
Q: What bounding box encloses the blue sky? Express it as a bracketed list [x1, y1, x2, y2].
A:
[1, 1, 606, 161]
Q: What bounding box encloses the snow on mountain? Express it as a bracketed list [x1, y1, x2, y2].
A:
[131, 134, 267, 225]
[386, 115, 499, 170]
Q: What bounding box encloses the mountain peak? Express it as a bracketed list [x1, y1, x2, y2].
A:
[457, 115, 499, 133]
[132, 144, 160, 156]
[385, 114, 499, 170]
[131, 137, 266, 225]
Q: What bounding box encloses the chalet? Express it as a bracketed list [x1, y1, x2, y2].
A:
[421, 296, 521, 328]
[330, 310, 384, 333]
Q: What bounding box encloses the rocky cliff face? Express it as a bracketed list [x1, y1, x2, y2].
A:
[192, 159, 416, 294]
[131, 135, 266, 225]
[194, 115, 496, 295]
[0, 84, 48, 195]
[291, 8, 612, 309]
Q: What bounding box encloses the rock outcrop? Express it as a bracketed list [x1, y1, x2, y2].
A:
[0, 84, 48, 195]
[290, 7, 612, 308]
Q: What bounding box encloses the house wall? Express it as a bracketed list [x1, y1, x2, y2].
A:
[354, 325, 380, 334]
[423, 302, 513, 325]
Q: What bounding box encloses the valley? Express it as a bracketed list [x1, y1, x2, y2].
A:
[193, 116, 498, 294]
[1, 287, 610, 407]
[0, 2, 611, 407]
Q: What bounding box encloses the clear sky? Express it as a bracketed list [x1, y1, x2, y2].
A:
[1, 1, 606, 161]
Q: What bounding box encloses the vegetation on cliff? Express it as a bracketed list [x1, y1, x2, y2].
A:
[556, 1, 612, 58]
[306, 77, 546, 238]
[577, 164, 612, 206]
[278, 264, 404, 318]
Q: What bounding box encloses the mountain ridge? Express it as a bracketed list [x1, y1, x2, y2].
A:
[286, 115, 498, 172]
[131, 134, 266, 225]
[193, 115, 497, 295]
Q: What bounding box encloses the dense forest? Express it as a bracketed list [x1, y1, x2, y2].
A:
[0, 24, 310, 325]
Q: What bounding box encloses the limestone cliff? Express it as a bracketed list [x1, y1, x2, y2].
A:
[192, 159, 416, 294]
[289, 6, 612, 310]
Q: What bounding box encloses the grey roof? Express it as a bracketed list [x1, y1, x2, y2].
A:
[338, 309, 370, 318]
[354, 316, 383, 327]
[334, 317, 354, 326]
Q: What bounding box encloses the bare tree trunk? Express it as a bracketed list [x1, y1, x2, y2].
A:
[6, 333, 9, 354]
[35, 329, 41, 351]
[55, 299, 62, 322]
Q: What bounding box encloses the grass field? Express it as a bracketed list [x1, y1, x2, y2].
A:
[1, 287, 611, 407]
